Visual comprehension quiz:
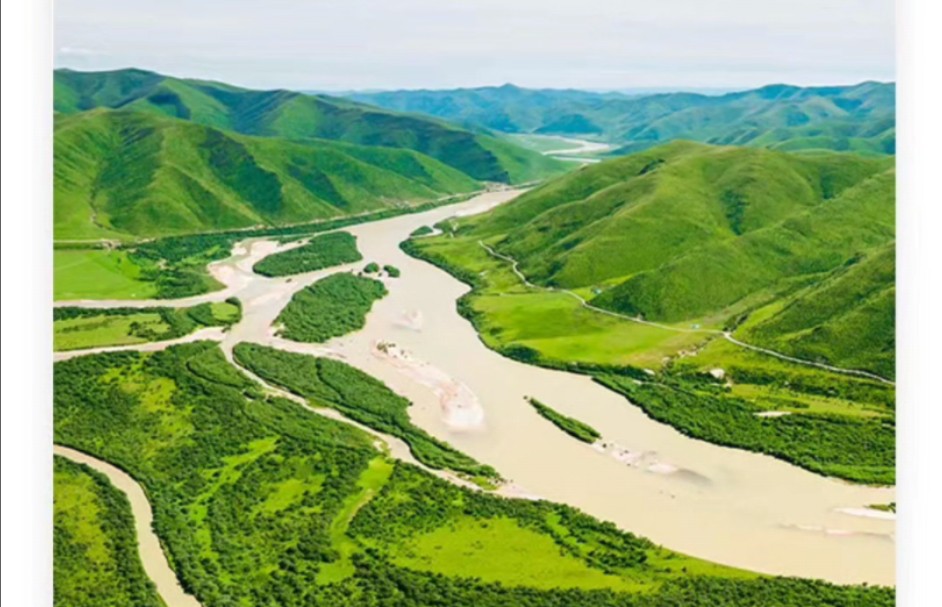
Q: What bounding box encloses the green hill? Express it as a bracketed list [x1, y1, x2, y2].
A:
[403, 143, 895, 482]
[54, 109, 481, 239]
[348, 82, 895, 155]
[54, 68, 566, 184]
[432, 142, 893, 367]
[415, 143, 894, 316]
[457, 143, 894, 373]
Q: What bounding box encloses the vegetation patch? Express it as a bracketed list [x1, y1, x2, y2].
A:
[275, 273, 387, 343]
[383, 264, 401, 278]
[253, 232, 362, 277]
[527, 397, 601, 444]
[233, 342, 497, 480]
[54, 300, 240, 351]
[53, 456, 162, 607]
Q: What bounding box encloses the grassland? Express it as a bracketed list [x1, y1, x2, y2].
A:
[53, 342, 892, 606]
[53, 457, 162, 607]
[253, 232, 362, 277]
[54, 249, 158, 300]
[274, 273, 387, 343]
[527, 397, 601, 443]
[53, 300, 241, 351]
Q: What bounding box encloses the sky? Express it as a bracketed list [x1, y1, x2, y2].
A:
[54, 0, 895, 92]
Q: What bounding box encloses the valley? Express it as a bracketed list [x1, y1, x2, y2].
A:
[48, 67, 897, 607]
[54, 190, 895, 590]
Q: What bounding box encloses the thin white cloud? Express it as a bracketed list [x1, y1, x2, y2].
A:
[53, 0, 894, 90]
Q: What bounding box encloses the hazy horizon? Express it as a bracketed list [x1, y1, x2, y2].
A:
[55, 0, 894, 91]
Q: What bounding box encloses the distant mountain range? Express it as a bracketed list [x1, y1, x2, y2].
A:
[346, 82, 895, 156]
[53, 69, 566, 238]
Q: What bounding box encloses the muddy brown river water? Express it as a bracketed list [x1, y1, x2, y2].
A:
[56, 189, 895, 586]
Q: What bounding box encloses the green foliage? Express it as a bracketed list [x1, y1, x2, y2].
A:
[442, 142, 894, 378]
[597, 374, 894, 485]
[410, 225, 434, 237]
[253, 232, 362, 277]
[349, 81, 895, 156]
[527, 397, 601, 443]
[53, 301, 240, 351]
[233, 343, 497, 479]
[362, 262, 380, 274]
[54, 108, 482, 240]
[275, 273, 387, 343]
[54, 343, 891, 605]
[382, 264, 401, 278]
[53, 457, 162, 607]
[54, 68, 567, 206]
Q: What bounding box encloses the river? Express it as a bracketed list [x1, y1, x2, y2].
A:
[56, 189, 895, 585]
[54, 446, 202, 607]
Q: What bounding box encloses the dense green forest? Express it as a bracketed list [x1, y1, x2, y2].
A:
[253, 232, 362, 277]
[527, 397, 601, 443]
[349, 81, 895, 155]
[275, 273, 387, 342]
[53, 343, 892, 606]
[53, 457, 163, 607]
[232, 342, 497, 480]
[54, 299, 241, 351]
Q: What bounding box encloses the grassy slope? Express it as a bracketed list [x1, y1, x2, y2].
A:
[54, 109, 481, 239]
[402, 143, 895, 482]
[54, 68, 568, 187]
[349, 82, 895, 156]
[454, 141, 894, 377]
[54, 457, 163, 607]
[53, 343, 892, 606]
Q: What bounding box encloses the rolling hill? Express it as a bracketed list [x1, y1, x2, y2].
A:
[348, 82, 895, 155]
[54, 109, 481, 239]
[449, 141, 895, 375]
[54, 68, 566, 184]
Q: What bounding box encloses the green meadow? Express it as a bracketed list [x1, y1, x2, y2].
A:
[54, 249, 158, 300]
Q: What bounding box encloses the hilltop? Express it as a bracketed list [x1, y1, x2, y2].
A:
[348, 82, 895, 155]
[54, 68, 566, 185]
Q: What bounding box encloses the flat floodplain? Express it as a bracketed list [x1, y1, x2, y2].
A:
[54, 249, 157, 300]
